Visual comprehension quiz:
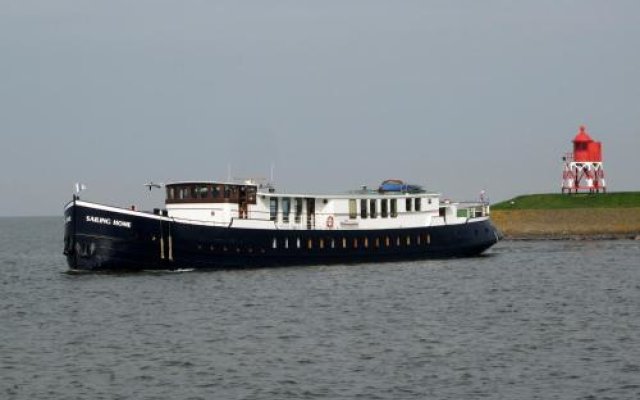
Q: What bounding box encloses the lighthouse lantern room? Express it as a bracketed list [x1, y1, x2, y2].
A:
[561, 125, 606, 194]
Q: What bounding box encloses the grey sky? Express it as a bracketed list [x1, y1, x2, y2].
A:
[1, 1, 639, 216]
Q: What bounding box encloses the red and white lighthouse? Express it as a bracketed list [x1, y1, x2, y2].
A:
[562, 125, 606, 193]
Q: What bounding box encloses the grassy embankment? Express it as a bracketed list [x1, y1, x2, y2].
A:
[490, 192, 640, 239]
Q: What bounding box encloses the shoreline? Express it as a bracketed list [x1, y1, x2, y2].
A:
[500, 233, 640, 241]
[490, 208, 640, 242]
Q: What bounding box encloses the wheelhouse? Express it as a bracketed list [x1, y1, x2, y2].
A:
[166, 182, 257, 205]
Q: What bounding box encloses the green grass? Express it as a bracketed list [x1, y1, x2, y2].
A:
[492, 192, 640, 210]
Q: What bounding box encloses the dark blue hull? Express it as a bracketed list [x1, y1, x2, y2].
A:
[64, 200, 501, 271]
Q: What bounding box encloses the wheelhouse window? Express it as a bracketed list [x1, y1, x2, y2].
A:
[390, 199, 397, 218]
[406, 198, 412, 212]
[349, 199, 357, 219]
[270, 197, 279, 221]
[360, 199, 368, 219]
[381, 199, 388, 218]
[415, 198, 422, 211]
[196, 185, 208, 199]
[212, 185, 221, 199]
[247, 186, 257, 203]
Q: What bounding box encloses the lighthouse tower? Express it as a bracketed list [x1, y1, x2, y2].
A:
[562, 125, 606, 194]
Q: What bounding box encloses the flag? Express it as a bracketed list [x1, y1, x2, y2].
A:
[75, 183, 87, 193]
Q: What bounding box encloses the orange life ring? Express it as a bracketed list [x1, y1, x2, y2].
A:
[326, 216, 334, 229]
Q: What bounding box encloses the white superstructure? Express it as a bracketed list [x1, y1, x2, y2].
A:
[164, 180, 489, 230]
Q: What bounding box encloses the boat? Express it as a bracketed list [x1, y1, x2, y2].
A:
[63, 179, 501, 271]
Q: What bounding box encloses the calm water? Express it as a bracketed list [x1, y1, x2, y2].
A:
[1, 217, 639, 400]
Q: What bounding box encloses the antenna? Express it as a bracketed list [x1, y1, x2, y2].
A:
[144, 182, 163, 191]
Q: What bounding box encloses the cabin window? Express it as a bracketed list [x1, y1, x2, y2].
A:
[342, 238, 347, 248]
[415, 198, 422, 211]
[364, 237, 369, 248]
[353, 238, 358, 249]
[331, 239, 335, 249]
[390, 199, 397, 218]
[370, 199, 377, 218]
[406, 236, 411, 246]
[168, 187, 175, 200]
[349, 199, 357, 219]
[297, 237, 301, 249]
[212, 185, 221, 199]
[223, 185, 231, 199]
[406, 198, 412, 212]
[284, 238, 289, 249]
[360, 199, 368, 219]
[272, 238, 277, 249]
[428, 198, 432, 205]
[294, 198, 303, 223]
[319, 239, 325, 249]
[385, 236, 390, 247]
[178, 187, 187, 200]
[308, 239, 313, 249]
[282, 198, 291, 223]
[375, 237, 380, 248]
[381, 199, 388, 218]
[270, 198, 278, 221]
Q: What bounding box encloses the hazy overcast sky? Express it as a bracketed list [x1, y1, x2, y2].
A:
[1, 1, 639, 216]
